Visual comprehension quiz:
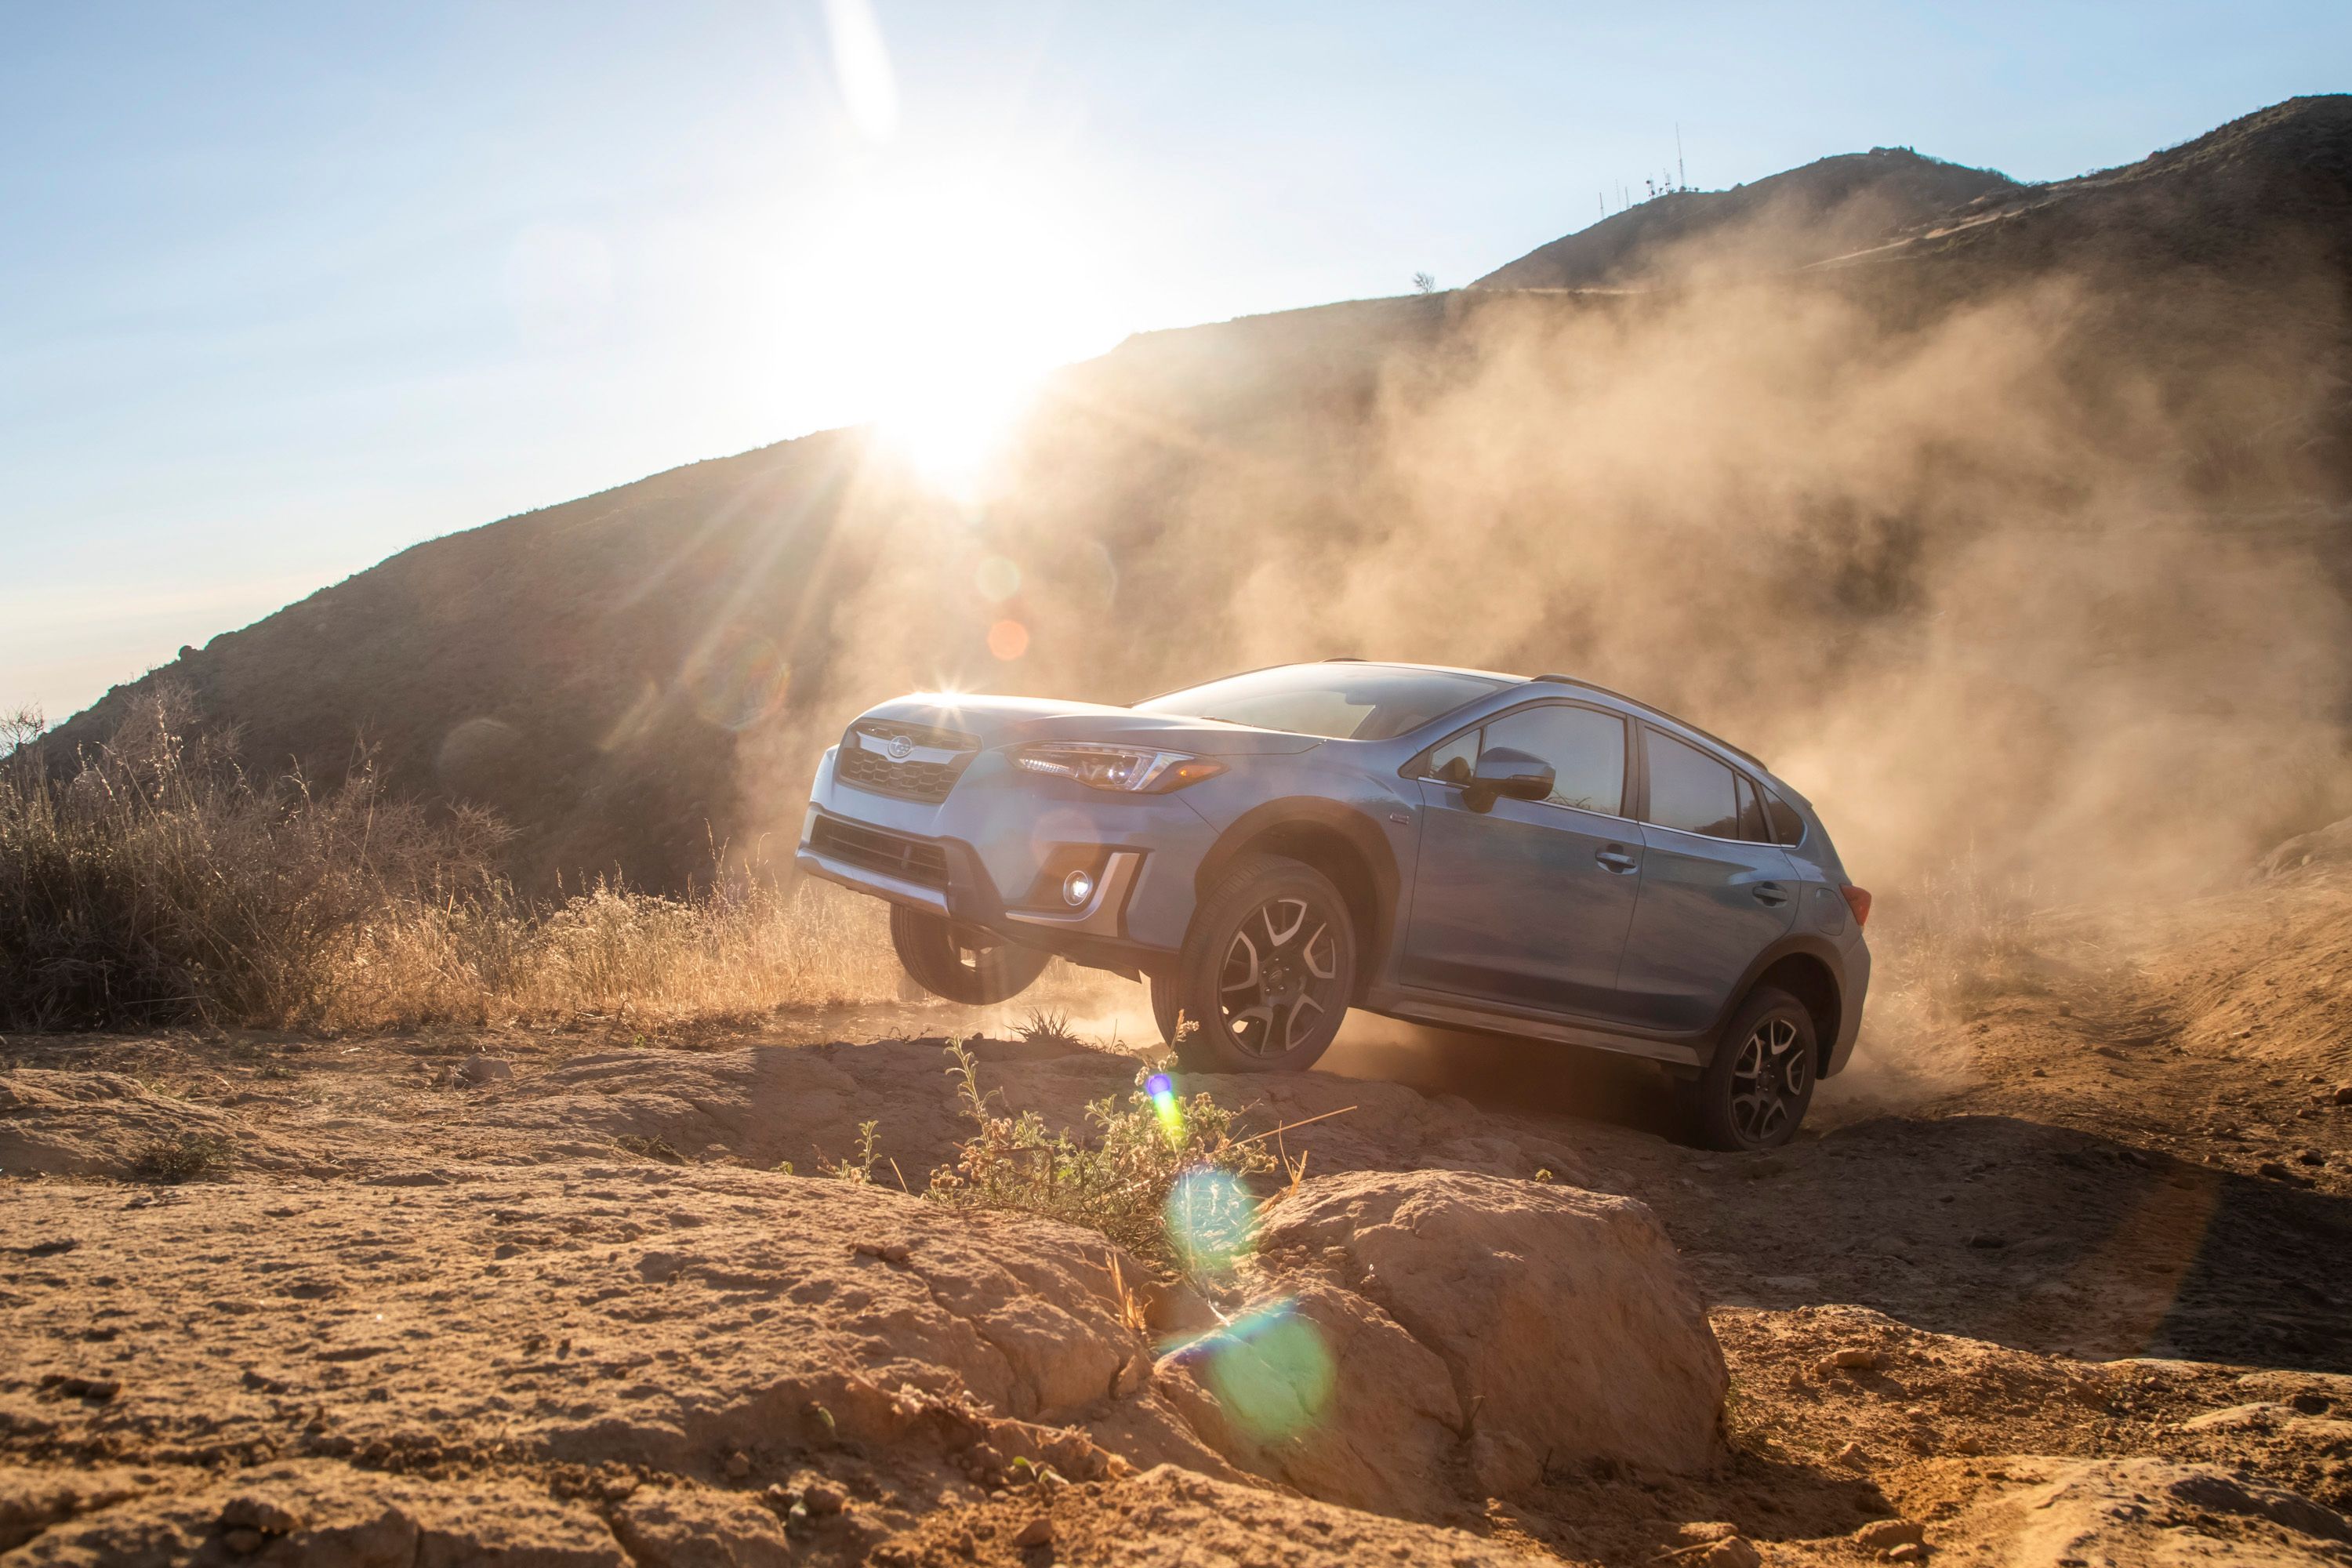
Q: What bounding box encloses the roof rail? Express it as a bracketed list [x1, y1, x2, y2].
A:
[1320, 655, 1367, 662]
[1531, 673, 1769, 771]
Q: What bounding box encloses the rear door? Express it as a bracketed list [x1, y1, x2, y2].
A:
[1614, 727, 1798, 1031]
[1402, 702, 1646, 1019]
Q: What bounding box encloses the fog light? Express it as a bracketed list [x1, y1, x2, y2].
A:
[1062, 869, 1096, 907]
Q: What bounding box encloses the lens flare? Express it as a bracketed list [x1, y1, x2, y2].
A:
[975, 556, 1021, 601]
[987, 619, 1029, 660]
[1177, 1298, 1334, 1442]
[1145, 1073, 1181, 1142]
[681, 633, 790, 731]
[1163, 1166, 1257, 1276]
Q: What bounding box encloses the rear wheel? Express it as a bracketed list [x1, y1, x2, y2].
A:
[889, 906, 1050, 1005]
[1152, 854, 1356, 1073]
[1678, 985, 1817, 1150]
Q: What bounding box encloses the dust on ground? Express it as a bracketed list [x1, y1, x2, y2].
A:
[4, 876, 2351, 1566]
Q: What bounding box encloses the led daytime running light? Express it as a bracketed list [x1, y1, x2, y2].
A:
[1011, 743, 1225, 793]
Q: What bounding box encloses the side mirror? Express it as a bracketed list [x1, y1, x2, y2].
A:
[1464, 746, 1555, 812]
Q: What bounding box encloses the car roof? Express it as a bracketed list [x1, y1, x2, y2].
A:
[1317, 658, 1772, 775]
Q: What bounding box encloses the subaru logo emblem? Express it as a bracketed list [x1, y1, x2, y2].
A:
[887, 734, 914, 760]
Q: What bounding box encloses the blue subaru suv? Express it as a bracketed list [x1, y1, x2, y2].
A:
[797, 661, 1871, 1149]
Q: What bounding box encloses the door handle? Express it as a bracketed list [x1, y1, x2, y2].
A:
[1752, 881, 1789, 906]
[1595, 846, 1639, 874]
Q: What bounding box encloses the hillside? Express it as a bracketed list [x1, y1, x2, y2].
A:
[1473, 147, 2017, 290]
[37, 96, 2352, 901]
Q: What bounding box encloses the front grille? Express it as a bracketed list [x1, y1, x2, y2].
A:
[835, 720, 980, 804]
[808, 814, 952, 888]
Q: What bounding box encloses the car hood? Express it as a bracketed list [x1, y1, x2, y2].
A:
[856, 694, 1326, 755]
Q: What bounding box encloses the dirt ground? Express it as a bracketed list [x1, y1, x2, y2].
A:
[5, 876, 2351, 1565]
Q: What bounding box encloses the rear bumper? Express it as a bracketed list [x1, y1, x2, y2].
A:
[793, 744, 1217, 964]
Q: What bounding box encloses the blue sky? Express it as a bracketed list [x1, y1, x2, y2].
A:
[4, 2, 2345, 721]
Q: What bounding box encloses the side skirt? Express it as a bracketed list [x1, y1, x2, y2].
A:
[1362, 983, 1707, 1069]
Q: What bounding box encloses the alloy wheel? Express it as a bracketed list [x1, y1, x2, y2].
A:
[1730, 1014, 1812, 1144]
[1217, 895, 1345, 1058]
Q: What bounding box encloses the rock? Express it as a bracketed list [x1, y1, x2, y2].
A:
[2299, 1149, 2325, 1165]
[1171, 1170, 1724, 1516]
[1949, 1457, 2350, 1566]
[0, 1167, 1232, 1504]
[458, 1057, 514, 1085]
[1886, 1545, 1924, 1563]
[1014, 1515, 1054, 1548]
[722, 1450, 752, 1480]
[2260, 1161, 2292, 1178]
[1855, 1519, 1927, 1551]
[220, 1496, 303, 1534]
[801, 1480, 847, 1515]
[1833, 1441, 1867, 1467]
[1825, 1347, 1883, 1371]
[1696, 1537, 1762, 1568]
[223, 1526, 266, 1554]
[615, 1487, 792, 1568]
[2334, 1084, 2352, 1105]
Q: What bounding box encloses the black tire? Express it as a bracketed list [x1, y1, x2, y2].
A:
[888, 906, 1051, 1005]
[1678, 985, 1819, 1151]
[1152, 854, 1356, 1073]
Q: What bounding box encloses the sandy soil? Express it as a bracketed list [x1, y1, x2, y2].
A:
[5, 878, 2351, 1565]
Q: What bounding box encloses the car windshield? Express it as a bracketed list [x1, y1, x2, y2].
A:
[1134, 664, 1509, 741]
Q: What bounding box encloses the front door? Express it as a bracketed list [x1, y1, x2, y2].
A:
[1613, 727, 1798, 1031]
[1402, 702, 1646, 1020]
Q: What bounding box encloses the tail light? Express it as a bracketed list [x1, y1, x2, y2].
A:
[1841, 885, 1872, 927]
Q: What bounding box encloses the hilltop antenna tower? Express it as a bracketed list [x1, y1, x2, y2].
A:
[1677, 123, 1686, 191]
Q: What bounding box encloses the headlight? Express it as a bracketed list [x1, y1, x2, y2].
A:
[1010, 742, 1226, 793]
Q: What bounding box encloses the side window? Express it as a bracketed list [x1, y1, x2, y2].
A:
[1643, 728, 1740, 837]
[1762, 787, 1806, 848]
[1425, 729, 1479, 786]
[1479, 706, 1625, 815]
[1736, 775, 1773, 844]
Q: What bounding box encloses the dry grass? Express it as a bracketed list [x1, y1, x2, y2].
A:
[1871, 851, 2045, 1014]
[1, 693, 898, 1032]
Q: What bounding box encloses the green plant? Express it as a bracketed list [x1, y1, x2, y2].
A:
[927, 1040, 1272, 1275]
[825, 1119, 881, 1183]
[133, 1132, 234, 1184]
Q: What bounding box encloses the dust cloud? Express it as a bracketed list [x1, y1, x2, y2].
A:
[738, 234, 2352, 1094]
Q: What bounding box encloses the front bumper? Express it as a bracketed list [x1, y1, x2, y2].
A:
[793, 744, 1220, 960]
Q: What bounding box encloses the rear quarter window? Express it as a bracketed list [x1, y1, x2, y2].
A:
[1643, 728, 1740, 838]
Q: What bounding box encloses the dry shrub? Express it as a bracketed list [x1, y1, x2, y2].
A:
[1871, 852, 2045, 1014]
[0, 694, 898, 1032]
[928, 1040, 1272, 1276]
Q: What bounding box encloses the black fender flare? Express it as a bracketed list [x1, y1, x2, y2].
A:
[1192, 798, 1402, 972]
[1699, 931, 1851, 1069]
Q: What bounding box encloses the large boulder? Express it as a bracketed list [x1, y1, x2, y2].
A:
[1157, 1169, 1726, 1517]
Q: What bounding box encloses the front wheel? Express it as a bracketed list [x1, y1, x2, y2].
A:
[1152, 854, 1356, 1073]
[1677, 985, 1818, 1150]
[889, 906, 1050, 1005]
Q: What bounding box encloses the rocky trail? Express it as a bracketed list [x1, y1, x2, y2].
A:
[5, 879, 2352, 1566]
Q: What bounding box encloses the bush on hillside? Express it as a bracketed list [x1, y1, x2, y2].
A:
[0, 693, 899, 1031]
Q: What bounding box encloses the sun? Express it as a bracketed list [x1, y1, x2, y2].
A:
[778, 167, 1124, 496]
